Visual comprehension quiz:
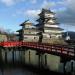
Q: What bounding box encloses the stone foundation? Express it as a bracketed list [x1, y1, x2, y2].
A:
[42, 38, 67, 45]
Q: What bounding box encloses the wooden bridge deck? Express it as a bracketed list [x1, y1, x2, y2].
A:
[0, 41, 75, 59]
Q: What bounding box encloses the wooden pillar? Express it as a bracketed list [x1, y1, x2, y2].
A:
[70, 60, 75, 75]
[63, 62, 66, 74]
[0, 47, 4, 75]
[19, 47, 24, 64]
[22, 47, 26, 64]
[29, 50, 31, 64]
[16, 47, 21, 65]
[71, 61, 73, 74]
[0, 47, 3, 66]
[24, 48, 26, 64]
[45, 54, 47, 66]
[5, 49, 7, 64]
[12, 48, 14, 65]
[38, 54, 41, 68]
[14, 48, 16, 64]
[61, 56, 67, 74]
[74, 46, 75, 60]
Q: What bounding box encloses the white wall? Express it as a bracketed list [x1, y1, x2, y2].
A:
[44, 30, 62, 33]
[44, 24, 59, 28]
[23, 35, 39, 42]
[42, 53, 60, 72]
[24, 49, 39, 66]
[45, 13, 54, 18]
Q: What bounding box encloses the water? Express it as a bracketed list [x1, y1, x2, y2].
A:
[1, 49, 75, 75]
[0, 68, 38, 75]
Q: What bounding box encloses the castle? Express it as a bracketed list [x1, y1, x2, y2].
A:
[17, 8, 65, 44]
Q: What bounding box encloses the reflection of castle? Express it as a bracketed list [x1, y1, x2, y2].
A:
[17, 8, 64, 43]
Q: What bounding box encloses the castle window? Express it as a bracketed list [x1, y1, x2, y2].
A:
[34, 37, 36, 39]
[50, 35, 51, 38]
[24, 37, 28, 39]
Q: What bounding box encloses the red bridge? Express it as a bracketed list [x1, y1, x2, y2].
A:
[0, 41, 75, 59]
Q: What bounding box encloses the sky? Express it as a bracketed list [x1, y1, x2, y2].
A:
[0, 0, 75, 33]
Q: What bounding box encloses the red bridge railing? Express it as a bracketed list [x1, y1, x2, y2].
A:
[0, 41, 75, 57]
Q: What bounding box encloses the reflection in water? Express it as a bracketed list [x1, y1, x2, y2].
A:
[0, 68, 38, 75]
[1, 50, 75, 74]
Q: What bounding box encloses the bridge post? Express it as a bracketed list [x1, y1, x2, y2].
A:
[74, 46, 75, 60]
[12, 47, 15, 65]
[5, 48, 7, 65]
[0, 47, 4, 75]
[23, 47, 26, 64]
[45, 54, 47, 67]
[38, 53, 41, 69]
[22, 47, 26, 64]
[36, 52, 41, 69]
[19, 47, 23, 65]
[63, 62, 66, 74]
[70, 60, 74, 75]
[29, 50, 31, 64]
[70, 47, 75, 75]
[61, 57, 67, 74]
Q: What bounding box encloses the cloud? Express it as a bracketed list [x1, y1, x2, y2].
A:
[12, 10, 23, 17]
[1, 0, 14, 6]
[12, 0, 75, 27]
[12, 9, 41, 21]
[56, 0, 75, 24]
[41, 0, 56, 9]
[25, 9, 41, 18]
[66, 0, 75, 11]
[0, 0, 25, 6]
[0, 0, 37, 6]
[30, 0, 37, 4]
[0, 26, 6, 33]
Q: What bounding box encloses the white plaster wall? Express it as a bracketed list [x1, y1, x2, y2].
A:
[29, 50, 39, 66]
[45, 24, 59, 28]
[44, 30, 62, 33]
[2, 50, 5, 62]
[23, 36, 39, 42]
[24, 50, 30, 65]
[45, 13, 54, 18]
[24, 50, 39, 66]
[59, 61, 75, 74]
[7, 51, 13, 63]
[42, 53, 60, 72]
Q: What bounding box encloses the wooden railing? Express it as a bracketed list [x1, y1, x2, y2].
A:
[0, 41, 75, 57]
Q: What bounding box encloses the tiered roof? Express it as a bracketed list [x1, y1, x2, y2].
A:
[20, 20, 33, 26]
[38, 8, 55, 16]
[36, 8, 63, 31]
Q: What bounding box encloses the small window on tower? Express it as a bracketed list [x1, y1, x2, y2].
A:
[24, 37, 27, 39]
[34, 37, 36, 39]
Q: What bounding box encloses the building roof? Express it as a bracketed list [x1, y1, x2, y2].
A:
[20, 20, 33, 26]
[16, 29, 22, 32]
[23, 34, 40, 35]
[43, 32, 62, 34]
[38, 8, 55, 16]
[46, 22, 60, 25]
[23, 28, 41, 32]
[44, 27, 64, 31]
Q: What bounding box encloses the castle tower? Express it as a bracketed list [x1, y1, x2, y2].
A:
[36, 8, 63, 40]
[17, 20, 40, 42]
[35, 8, 66, 44]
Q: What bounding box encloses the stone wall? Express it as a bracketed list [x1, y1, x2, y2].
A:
[42, 38, 67, 45]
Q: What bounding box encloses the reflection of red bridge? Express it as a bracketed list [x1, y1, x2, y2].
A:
[0, 41, 75, 59]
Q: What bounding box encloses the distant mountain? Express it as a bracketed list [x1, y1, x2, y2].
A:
[62, 31, 75, 40]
